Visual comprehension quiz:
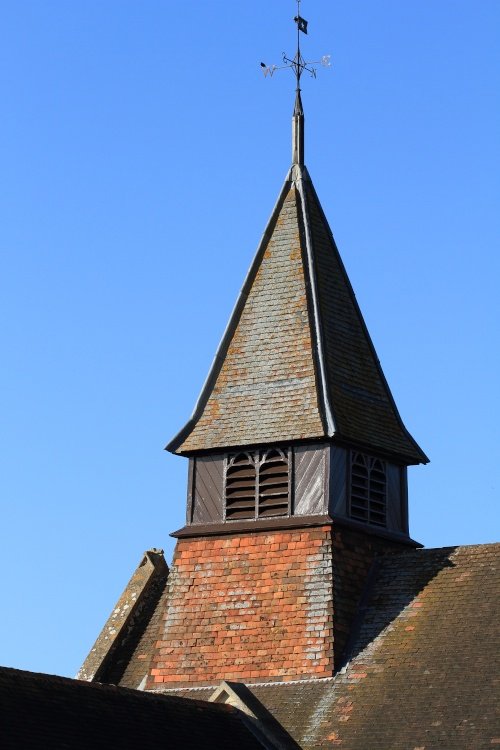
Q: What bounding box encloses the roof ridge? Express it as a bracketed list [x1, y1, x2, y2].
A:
[154, 676, 338, 693]
[294, 166, 335, 437]
[419, 541, 500, 552]
[0, 665, 240, 712]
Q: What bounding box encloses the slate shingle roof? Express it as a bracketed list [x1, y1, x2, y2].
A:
[0, 667, 268, 750]
[168, 167, 427, 464]
[159, 543, 500, 750]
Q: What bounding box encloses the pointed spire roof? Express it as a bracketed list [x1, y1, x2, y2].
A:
[167, 74, 427, 465]
[167, 165, 427, 463]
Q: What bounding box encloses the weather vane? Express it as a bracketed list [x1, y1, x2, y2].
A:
[260, 0, 331, 86]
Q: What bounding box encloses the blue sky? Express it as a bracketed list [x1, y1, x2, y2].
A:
[0, 1, 498, 678]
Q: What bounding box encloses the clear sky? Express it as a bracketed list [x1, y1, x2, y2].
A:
[0, 1, 498, 678]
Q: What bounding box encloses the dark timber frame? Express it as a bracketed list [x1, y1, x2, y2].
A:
[185, 444, 411, 540]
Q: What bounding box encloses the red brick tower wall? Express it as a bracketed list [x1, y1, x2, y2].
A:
[148, 526, 334, 688]
[147, 524, 413, 689]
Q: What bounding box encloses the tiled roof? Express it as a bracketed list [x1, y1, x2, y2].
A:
[160, 543, 500, 749]
[168, 167, 427, 464]
[0, 667, 269, 750]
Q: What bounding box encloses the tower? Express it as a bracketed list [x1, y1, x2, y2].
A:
[78, 8, 428, 692]
[142, 12, 427, 689]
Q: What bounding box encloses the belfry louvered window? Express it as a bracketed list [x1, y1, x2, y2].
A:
[349, 451, 387, 527]
[224, 448, 290, 520]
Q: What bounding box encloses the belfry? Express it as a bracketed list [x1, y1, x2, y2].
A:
[78, 9, 428, 691]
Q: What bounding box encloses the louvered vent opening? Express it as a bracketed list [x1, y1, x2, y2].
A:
[258, 449, 289, 518]
[368, 458, 386, 526]
[225, 448, 291, 521]
[350, 453, 369, 521]
[350, 452, 387, 527]
[225, 453, 256, 520]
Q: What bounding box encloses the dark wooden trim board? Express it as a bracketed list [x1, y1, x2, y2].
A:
[171, 514, 421, 546]
[171, 515, 333, 538]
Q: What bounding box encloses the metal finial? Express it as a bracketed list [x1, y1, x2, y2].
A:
[260, 2, 331, 167]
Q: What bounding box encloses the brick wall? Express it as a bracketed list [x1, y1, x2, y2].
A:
[148, 526, 334, 688]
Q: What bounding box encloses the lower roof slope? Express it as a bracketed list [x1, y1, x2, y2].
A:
[162, 543, 500, 749]
[0, 667, 269, 750]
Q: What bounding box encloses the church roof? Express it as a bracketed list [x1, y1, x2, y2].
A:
[168, 163, 427, 464]
[0, 667, 270, 750]
[8, 544, 498, 749]
[157, 542, 500, 749]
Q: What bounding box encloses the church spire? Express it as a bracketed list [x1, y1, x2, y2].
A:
[168, 3, 426, 466]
